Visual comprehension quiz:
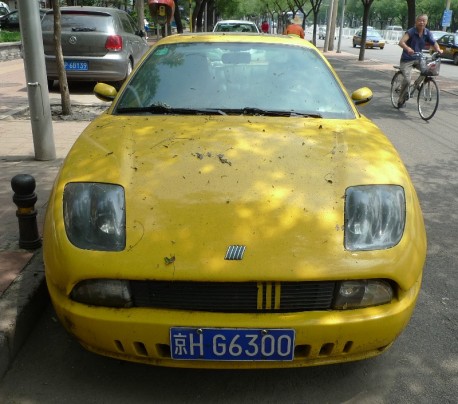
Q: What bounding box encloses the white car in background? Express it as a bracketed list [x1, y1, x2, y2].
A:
[0, 1, 9, 16]
[213, 20, 260, 33]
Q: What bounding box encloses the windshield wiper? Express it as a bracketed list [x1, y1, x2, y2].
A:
[219, 107, 322, 118]
[116, 104, 226, 115]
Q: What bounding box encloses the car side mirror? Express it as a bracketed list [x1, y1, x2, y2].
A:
[94, 83, 117, 102]
[351, 87, 373, 106]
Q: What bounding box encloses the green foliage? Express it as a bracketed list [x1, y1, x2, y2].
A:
[337, 0, 458, 30]
[0, 31, 21, 43]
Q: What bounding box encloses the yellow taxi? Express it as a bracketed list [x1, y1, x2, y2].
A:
[352, 29, 386, 49]
[44, 33, 426, 369]
[435, 33, 458, 65]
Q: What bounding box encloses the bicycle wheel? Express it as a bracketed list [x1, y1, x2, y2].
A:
[417, 77, 439, 120]
[390, 71, 404, 108]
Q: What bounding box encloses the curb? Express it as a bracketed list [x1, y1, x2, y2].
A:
[0, 41, 21, 62]
[0, 249, 49, 379]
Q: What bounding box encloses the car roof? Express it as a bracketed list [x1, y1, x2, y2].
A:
[215, 20, 256, 24]
[150, 32, 317, 50]
[45, 6, 125, 14]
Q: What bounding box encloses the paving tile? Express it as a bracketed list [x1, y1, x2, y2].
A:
[0, 251, 33, 294]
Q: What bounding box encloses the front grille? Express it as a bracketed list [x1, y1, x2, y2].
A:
[130, 281, 336, 313]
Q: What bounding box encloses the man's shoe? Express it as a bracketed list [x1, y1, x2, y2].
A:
[397, 93, 408, 108]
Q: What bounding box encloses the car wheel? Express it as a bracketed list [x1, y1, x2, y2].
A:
[353, 42, 356, 48]
[47, 79, 54, 92]
[126, 59, 133, 77]
[454, 53, 458, 65]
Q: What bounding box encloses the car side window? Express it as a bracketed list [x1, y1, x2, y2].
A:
[442, 35, 452, 45]
[127, 14, 139, 33]
[119, 13, 135, 34]
[9, 11, 18, 23]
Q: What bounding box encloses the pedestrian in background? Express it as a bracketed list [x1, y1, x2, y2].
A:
[283, 20, 305, 39]
[261, 20, 269, 33]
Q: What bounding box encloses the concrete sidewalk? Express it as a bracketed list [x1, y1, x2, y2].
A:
[0, 57, 110, 379]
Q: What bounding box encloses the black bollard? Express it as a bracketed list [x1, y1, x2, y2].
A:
[11, 174, 42, 249]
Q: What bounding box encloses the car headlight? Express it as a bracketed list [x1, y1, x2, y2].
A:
[333, 280, 393, 309]
[63, 183, 126, 251]
[344, 185, 405, 251]
[71, 279, 132, 308]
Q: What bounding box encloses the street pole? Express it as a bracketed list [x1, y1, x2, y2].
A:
[337, 0, 345, 53]
[328, 0, 339, 51]
[323, 0, 335, 52]
[18, 1, 55, 161]
[442, 0, 451, 31]
[189, 0, 192, 32]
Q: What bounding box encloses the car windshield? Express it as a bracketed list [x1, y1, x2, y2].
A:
[115, 42, 354, 119]
[368, 31, 382, 39]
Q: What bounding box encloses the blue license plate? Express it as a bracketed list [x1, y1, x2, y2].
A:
[64, 61, 88, 71]
[170, 328, 295, 361]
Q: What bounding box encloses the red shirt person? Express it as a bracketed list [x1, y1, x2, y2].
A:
[261, 20, 269, 33]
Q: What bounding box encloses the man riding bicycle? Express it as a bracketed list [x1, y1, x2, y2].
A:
[397, 14, 442, 108]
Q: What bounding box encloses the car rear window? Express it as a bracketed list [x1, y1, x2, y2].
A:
[215, 23, 257, 32]
[42, 11, 113, 33]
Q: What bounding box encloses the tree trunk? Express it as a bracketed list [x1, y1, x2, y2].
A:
[406, 0, 415, 29]
[52, 0, 71, 115]
[136, 0, 145, 36]
[173, 0, 183, 33]
[358, 0, 374, 61]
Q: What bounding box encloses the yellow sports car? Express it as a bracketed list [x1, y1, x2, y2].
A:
[44, 33, 426, 369]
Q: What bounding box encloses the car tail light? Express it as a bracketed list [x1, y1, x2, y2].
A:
[105, 35, 122, 51]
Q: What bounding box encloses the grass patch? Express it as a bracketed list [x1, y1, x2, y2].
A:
[0, 31, 21, 43]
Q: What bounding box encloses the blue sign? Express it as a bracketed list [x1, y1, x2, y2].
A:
[442, 9, 452, 27]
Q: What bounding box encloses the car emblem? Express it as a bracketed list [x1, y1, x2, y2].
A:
[69, 36, 77, 45]
[225, 245, 246, 260]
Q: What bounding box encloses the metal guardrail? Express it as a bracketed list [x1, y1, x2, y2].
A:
[310, 27, 404, 43]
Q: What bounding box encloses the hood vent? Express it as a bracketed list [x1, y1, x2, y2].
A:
[224, 245, 246, 260]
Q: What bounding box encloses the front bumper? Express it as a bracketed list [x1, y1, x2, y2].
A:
[47, 274, 422, 369]
[366, 41, 385, 48]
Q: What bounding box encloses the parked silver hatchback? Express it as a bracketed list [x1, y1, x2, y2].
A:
[41, 6, 149, 90]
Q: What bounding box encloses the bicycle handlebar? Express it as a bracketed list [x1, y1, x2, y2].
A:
[412, 51, 441, 60]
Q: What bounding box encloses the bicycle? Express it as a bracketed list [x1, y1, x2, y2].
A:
[390, 52, 441, 121]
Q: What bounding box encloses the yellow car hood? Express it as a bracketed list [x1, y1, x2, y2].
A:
[50, 114, 424, 287]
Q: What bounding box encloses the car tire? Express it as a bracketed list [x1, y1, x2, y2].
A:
[353, 42, 356, 48]
[126, 59, 133, 77]
[47, 79, 54, 92]
[454, 53, 458, 65]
